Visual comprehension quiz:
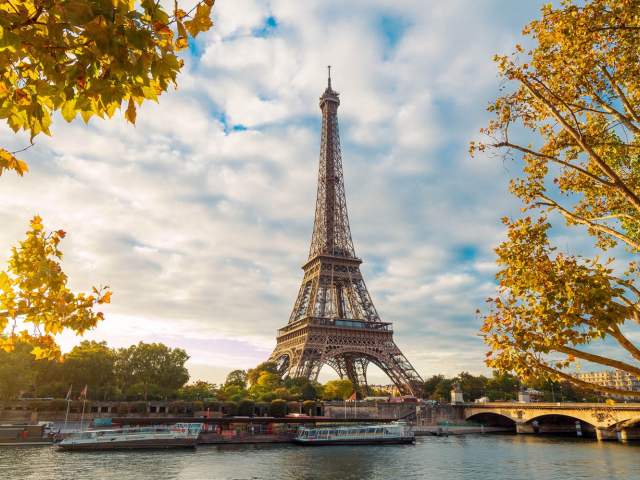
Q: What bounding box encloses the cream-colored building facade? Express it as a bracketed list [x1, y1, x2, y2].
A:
[571, 370, 640, 400]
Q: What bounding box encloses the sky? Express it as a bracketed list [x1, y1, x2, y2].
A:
[0, 0, 569, 386]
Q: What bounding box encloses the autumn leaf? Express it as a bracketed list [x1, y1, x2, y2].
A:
[184, 4, 213, 37]
[0, 149, 29, 177]
[0, 218, 111, 361]
[0, 0, 216, 172]
[124, 99, 137, 125]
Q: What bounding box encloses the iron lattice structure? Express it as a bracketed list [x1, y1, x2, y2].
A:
[268, 72, 424, 396]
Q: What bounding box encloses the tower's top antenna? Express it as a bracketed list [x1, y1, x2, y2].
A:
[328, 65, 331, 88]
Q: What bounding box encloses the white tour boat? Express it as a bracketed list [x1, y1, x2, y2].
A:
[293, 421, 415, 445]
[57, 423, 203, 451]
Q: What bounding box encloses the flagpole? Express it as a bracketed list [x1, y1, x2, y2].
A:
[80, 386, 87, 430]
[64, 385, 72, 431]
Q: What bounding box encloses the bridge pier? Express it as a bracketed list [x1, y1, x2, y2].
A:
[596, 427, 621, 441]
[619, 428, 640, 442]
[515, 423, 535, 434]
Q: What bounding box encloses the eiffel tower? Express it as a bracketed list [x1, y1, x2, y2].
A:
[268, 69, 424, 397]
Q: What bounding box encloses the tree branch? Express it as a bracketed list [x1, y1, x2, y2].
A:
[494, 141, 615, 186]
[600, 65, 640, 129]
[518, 75, 640, 213]
[607, 323, 640, 361]
[537, 195, 640, 251]
[551, 343, 640, 376]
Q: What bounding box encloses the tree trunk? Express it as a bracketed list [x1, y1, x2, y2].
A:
[144, 383, 148, 401]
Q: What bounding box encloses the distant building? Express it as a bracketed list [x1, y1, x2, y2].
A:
[571, 370, 640, 400]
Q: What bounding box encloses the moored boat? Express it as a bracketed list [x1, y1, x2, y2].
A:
[0, 424, 54, 446]
[57, 423, 203, 451]
[292, 421, 415, 445]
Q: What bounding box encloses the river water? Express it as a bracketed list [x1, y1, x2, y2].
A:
[2, 434, 639, 480]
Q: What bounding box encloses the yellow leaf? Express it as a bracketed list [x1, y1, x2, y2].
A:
[184, 4, 213, 37]
[124, 100, 136, 124]
[31, 346, 46, 360]
[98, 291, 112, 304]
[175, 36, 189, 50]
[61, 100, 77, 122]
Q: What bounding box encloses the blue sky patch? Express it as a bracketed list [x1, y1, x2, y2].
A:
[255, 16, 278, 38]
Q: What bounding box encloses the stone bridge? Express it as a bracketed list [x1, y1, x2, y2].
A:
[460, 403, 640, 441]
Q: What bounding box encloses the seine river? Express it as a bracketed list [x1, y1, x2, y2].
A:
[3, 434, 639, 479]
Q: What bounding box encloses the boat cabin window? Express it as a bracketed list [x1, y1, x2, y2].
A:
[358, 428, 366, 434]
[308, 430, 316, 436]
[81, 432, 94, 440]
[366, 427, 375, 434]
[374, 428, 383, 435]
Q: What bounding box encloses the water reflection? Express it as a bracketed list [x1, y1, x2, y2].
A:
[1, 435, 639, 480]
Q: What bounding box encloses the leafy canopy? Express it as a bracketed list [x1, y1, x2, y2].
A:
[472, 0, 640, 397]
[0, 0, 215, 175]
[0, 216, 111, 360]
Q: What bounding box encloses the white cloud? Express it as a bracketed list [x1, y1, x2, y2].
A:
[0, 0, 570, 384]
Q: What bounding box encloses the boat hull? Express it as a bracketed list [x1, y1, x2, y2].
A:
[57, 437, 198, 451]
[292, 436, 415, 446]
[0, 438, 54, 446]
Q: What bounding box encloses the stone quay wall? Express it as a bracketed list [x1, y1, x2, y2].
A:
[1, 400, 465, 424]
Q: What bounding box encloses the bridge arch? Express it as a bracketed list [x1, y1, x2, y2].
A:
[465, 412, 517, 427]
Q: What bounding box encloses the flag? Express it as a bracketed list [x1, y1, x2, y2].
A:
[348, 391, 357, 401]
[65, 385, 72, 400]
[78, 385, 87, 399]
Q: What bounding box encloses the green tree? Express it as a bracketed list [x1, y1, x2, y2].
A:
[302, 400, 316, 416]
[247, 362, 278, 387]
[0, 340, 35, 415]
[471, 0, 640, 397]
[113, 345, 136, 396]
[273, 387, 292, 401]
[224, 401, 238, 416]
[62, 340, 115, 400]
[249, 371, 281, 401]
[126, 382, 163, 401]
[176, 381, 218, 402]
[238, 398, 255, 417]
[129, 341, 163, 400]
[486, 371, 520, 401]
[422, 374, 445, 398]
[433, 379, 453, 402]
[322, 379, 354, 400]
[156, 347, 190, 401]
[311, 382, 325, 399]
[301, 382, 317, 401]
[0, 0, 215, 175]
[454, 372, 488, 402]
[225, 369, 248, 390]
[269, 399, 287, 417]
